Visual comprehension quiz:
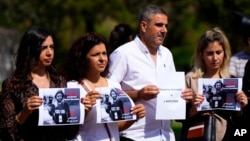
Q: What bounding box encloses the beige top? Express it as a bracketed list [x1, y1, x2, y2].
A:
[185, 72, 199, 94]
[185, 71, 227, 141]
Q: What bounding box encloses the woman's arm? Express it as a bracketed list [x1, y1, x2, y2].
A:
[0, 80, 19, 140]
[16, 96, 42, 124]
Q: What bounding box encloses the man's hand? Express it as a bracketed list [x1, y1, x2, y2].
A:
[181, 88, 194, 103]
[138, 85, 160, 100]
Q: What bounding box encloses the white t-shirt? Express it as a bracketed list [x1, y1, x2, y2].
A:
[67, 79, 121, 141]
[108, 36, 176, 141]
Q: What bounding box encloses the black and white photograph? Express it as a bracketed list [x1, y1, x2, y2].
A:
[197, 78, 242, 111]
[38, 88, 84, 126]
[96, 87, 136, 123]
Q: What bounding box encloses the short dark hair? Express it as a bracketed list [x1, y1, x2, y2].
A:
[109, 23, 132, 52]
[110, 89, 117, 96]
[55, 90, 64, 99]
[214, 80, 224, 88]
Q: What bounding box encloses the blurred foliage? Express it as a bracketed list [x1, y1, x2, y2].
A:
[1, 0, 250, 72]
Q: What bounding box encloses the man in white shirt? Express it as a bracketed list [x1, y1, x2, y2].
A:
[108, 5, 193, 141]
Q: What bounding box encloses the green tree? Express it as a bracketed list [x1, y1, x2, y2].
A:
[1, 0, 250, 71]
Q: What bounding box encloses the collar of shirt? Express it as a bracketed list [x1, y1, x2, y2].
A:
[135, 35, 163, 57]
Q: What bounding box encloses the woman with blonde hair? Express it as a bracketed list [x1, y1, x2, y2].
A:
[191, 27, 231, 79]
[181, 27, 248, 141]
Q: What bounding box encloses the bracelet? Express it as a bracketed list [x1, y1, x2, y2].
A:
[15, 115, 23, 124]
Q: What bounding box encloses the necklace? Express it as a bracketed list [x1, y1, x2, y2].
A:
[83, 77, 107, 89]
[31, 73, 50, 88]
[83, 79, 99, 90]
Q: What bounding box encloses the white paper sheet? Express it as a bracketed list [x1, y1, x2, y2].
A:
[95, 87, 136, 123]
[38, 88, 84, 126]
[197, 78, 242, 111]
[156, 72, 186, 120]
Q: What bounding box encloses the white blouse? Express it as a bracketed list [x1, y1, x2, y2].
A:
[67, 79, 121, 141]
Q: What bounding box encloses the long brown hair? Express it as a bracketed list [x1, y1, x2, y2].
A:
[12, 26, 62, 90]
[191, 27, 231, 78]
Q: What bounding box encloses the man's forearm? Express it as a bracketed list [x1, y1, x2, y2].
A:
[125, 90, 140, 101]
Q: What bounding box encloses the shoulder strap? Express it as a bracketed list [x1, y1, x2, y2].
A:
[80, 80, 112, 141]
[104, 122, 112, 141]
[80, 81, 91, 92]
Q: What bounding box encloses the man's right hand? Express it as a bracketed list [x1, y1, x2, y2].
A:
[138, 85, 160, 100]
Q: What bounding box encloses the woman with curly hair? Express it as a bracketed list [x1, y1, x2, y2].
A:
[59, 32, 146, 141]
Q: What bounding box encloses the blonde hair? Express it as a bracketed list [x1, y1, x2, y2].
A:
[191, 27, 231, 78]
